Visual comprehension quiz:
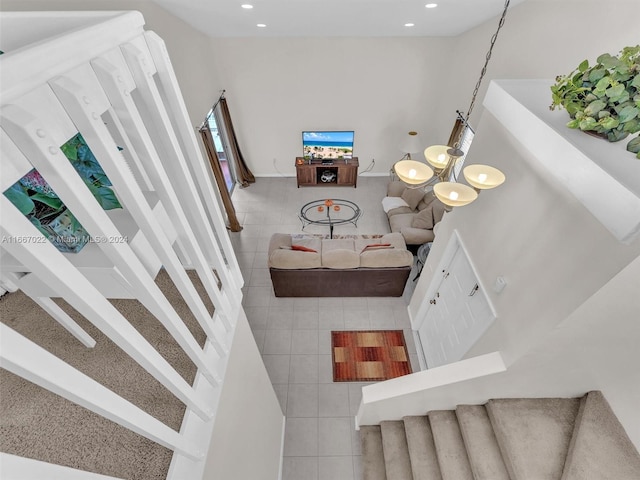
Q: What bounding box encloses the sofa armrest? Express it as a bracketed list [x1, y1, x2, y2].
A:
[400, 226, 435, 245]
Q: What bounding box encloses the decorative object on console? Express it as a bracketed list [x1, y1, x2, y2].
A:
[550, 45, 640, 158]
[393, 0, 511, 207]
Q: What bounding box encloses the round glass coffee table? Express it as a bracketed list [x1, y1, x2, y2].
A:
[299, 199, 361, 238]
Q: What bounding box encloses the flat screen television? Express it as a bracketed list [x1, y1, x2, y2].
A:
[302, 131, 354, 160]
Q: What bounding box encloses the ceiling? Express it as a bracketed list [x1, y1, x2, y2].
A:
[150, 0, 529, 38]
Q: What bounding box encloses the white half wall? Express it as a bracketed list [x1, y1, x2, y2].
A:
[203, 309, 284, 480]
[361, 254, 640, 449]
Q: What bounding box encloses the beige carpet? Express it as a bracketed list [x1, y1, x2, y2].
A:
[0, 270, 209, 479]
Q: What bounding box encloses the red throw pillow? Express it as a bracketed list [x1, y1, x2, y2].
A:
[291, 244, 318, 253]
[361, 243, 392, 253]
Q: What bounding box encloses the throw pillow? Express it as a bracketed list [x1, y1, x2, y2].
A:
[401, 188, 425, 211]
[291, 244, 318, 253]
[361, 243, 392, 253]
[411, 206, 434, 230]
[381, 196, 409, 213]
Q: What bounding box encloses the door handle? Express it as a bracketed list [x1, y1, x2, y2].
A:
[469, 283, 479, 296]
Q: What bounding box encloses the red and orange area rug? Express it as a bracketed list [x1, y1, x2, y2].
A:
[331, 330, 412, 382]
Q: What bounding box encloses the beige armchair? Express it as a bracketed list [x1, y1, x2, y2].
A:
[382, 181, 447, 245]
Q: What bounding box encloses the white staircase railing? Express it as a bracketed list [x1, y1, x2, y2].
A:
[0, 11, 244, 479]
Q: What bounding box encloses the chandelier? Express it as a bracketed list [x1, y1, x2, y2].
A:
[393, 0, 511, 207]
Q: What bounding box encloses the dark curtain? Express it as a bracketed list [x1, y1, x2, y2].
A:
[199, 126, 242, 232]
[219, 97, 255, 187]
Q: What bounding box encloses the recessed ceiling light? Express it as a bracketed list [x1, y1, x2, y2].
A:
[241, 4, 253, 9]
[257, 23, 267, 28]
[426, 3, 438, 8]
[404, 23, 415, 27]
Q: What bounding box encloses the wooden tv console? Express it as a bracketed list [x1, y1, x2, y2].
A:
[295, 157, 358, 188]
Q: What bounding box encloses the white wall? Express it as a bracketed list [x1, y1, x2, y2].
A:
[206, 0, 640, 178]
[0, 0, 222, 126]
[209, 36, 454, 176]
[440, 0, 640, 129]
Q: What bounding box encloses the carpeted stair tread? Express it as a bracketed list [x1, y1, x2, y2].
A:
[487, 397, 580, 480]
[403, 416, 442, 480]
[456, 404, 509, 480]
[361, 425, 387, 480]
[380, 420, 413, 480]
[428, 410, 473, 480]
[561, 391, 640, 480]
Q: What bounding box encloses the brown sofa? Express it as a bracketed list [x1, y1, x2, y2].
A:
[268, 232, 413, 297]
[382, 181, 448, 245]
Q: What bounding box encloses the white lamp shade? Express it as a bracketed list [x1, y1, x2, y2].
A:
[463, 164, 506, 189]
[399, 131, 423, 154]
[433, 182, 478, 207]
[394, 160, 434, 185]
[424, 145, 451, 169]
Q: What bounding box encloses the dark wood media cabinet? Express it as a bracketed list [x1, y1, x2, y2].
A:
[295, 157, 358, 188]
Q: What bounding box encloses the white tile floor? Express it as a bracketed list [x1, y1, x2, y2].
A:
[229, 176, 420, 480]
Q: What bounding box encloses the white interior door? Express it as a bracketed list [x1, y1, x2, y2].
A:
[417, 236, 495, 368]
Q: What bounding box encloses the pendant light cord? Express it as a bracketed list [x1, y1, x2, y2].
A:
[464, 0, 511, 122]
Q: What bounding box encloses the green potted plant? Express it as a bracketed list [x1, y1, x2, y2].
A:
[550, 45, 640, 158]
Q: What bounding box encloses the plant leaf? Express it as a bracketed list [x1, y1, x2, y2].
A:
[579, 117, 598, 131]
[30, 193, 64, 210]
[618, 105, 639, 123]
[605, 83, 625, 99]
[584, 99, 607, 116]
[4, 183, 35, 215]
[578, 59, 589, 72]
[93, 186, 122, 210]
[588, 68, 606, 83]
[623, 118, 640, 134]
[29, 216, 51, 237]
[599, 116, 619, 130]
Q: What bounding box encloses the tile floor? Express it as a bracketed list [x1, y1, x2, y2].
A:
[229, 176, 420, 480]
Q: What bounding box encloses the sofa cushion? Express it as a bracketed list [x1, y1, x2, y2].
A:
[269, 236, 322, 269]
[401, 187, 425, 210]
[320, 239, 360, 269]
[411, 205, 435, 230]
[388, 213, 415, 234]
[360, 248, 414, 268]
[322, 249, 360, 269]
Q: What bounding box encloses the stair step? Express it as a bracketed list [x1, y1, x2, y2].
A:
[403, 416, 442, 480]
[487, 397, 581, 480]
[561, 391, 640, 480]
[380, 420, 413, 480]
[456, 404, 509, 480]
[361, 425, 387, 480]
[428, 410, 474, 480]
